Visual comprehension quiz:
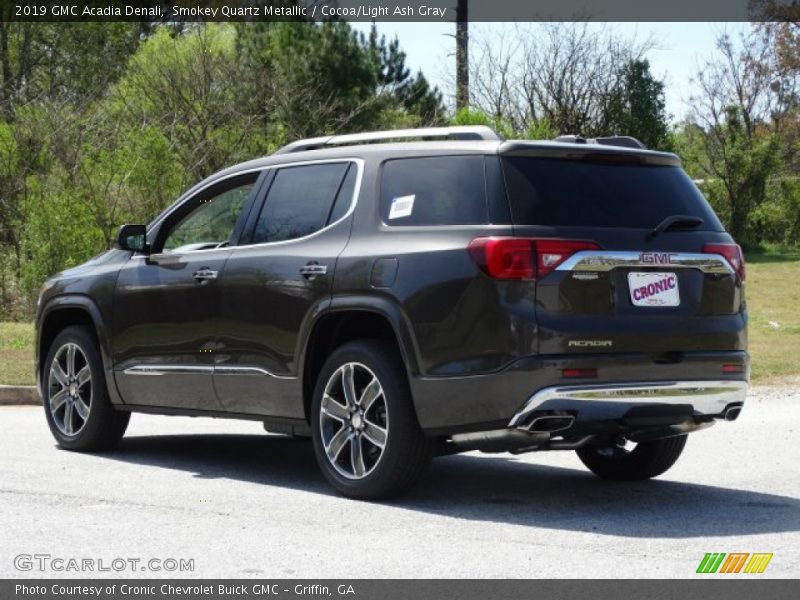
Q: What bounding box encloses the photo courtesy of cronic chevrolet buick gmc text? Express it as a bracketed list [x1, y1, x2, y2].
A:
[35, 126, 748, 499]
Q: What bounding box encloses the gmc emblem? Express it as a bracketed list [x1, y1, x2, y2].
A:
[640, 252, 678, 265]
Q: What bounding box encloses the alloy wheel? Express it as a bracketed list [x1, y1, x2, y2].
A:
[319, 362, 389, 480]
[48, 343, 92, 436]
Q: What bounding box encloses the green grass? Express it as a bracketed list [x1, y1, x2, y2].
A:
[744, 252, 800, 383]
[0, 322, 35, 386]
[1, 255, 798, 386]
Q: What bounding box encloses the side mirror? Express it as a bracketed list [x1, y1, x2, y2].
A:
[116, 224, 149, 254]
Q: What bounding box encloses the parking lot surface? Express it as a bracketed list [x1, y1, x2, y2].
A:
[1, 384, 798, 578]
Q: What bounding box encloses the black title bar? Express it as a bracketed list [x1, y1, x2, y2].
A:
[4, 0, 800, 22]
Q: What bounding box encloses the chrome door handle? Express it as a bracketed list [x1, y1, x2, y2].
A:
[192, 268, 218, 282]
[299, 263, 328, 278]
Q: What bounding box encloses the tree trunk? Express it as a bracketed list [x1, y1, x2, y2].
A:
[455, 0, 469, 110]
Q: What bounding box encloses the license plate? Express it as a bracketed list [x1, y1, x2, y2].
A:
[628, 272, 680, 307]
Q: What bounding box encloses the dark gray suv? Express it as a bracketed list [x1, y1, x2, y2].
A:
[36, 126, 748, 499]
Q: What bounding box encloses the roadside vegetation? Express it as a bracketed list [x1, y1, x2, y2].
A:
[0, 322, 33, 386]
[0, 20, 445, 320]
[1, 14, 799, 383]
[744, 251, 800, 382]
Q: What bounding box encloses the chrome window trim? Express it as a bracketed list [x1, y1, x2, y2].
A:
[122, 364, 296, 380]
[231, 157, 364, 251]
[556, 251, 734, 275]
[148, 166, 268, 234]
[132, 158, 363, 258]
[377, 224, 508, 232]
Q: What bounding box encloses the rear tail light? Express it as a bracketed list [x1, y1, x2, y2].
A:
[467, 238, 535, 279]
[468, 238, 600, 280]
[704, 243, 746, 281]
[722, 364, 745, 374]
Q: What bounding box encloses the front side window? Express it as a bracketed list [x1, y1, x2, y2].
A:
[381, 155, 489, 226]
[162, 179, 256, 252]
[251, 162, 353, 244]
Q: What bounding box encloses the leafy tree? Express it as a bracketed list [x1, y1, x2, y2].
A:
[0, 20, 144, 120]
[238, 22, 382, 140]
[680, 105, 779, 244]
[112, 24, 264, 182]
[684, 29, 793, 244]
[19, 174, 106, 301]
[365, 26, 445, 125]
[0, 20, 147, 309]
[237, 22, 445, 140]
[451, 107, 554, 140]
[605, 59, 671, 150]
[467, 23, 656, 136]
[0, 20, 448, 317]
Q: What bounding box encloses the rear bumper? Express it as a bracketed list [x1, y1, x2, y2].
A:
[510, 380, 747, 427]
[410, 350, 749, 433]
[449, 379, 746, 453]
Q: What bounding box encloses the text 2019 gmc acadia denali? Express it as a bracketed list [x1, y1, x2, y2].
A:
[35, 126, 748, 499]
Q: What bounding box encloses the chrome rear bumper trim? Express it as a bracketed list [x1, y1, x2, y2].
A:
[556, 251, 733, 275]
[509, 380, 747, 428]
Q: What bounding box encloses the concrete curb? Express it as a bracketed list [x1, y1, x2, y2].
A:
[0, 385, 40, 406]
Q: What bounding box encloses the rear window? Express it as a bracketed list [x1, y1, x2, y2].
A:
[502, 157, 723, 230]
[381, 156, 488, 226]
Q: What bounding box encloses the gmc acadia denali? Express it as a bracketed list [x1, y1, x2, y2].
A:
[36, 126, 748, 499]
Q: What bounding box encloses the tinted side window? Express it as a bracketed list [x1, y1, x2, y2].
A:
[502, 157, 724, 230]
[162, 180, 256, 253]
[252, 163, 350, 244]
[381, 156, 488, 226]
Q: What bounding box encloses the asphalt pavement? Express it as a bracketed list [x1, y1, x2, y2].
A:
[1, 383, 798, 578]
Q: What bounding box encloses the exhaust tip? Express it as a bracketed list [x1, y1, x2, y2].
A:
[723, 406, 742, 421]
[528, 415, 576, 433]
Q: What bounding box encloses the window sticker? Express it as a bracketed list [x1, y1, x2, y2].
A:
[388, 194, 415, 220]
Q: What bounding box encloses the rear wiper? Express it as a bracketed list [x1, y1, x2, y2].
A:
[648, 215, 704, 239]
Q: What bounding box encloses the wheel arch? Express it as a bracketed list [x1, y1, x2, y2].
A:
[37, 296, 112, 399]
[299, 298, 420, 423]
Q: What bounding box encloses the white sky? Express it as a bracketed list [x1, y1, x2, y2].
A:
[351, 22, 751, 123]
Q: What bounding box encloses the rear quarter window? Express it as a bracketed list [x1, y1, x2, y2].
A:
[502, 156, 724, 230]
[380, 155, 488, 226]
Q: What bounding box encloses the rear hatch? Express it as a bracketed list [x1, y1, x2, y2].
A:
[500, 146, 746, 356]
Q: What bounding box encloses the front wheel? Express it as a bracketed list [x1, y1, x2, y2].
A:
[43, 326, 130, 451]
[311, 340, 432, 500]
[576, 435, 687, 481]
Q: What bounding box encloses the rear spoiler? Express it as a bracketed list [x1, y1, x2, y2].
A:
[499, 141, 681, 166]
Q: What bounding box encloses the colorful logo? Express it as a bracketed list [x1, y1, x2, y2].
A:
[697, 553, 773, 574]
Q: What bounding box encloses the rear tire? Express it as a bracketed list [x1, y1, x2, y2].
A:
[43, 326, 130, 451]
[311, 340, 432, 500]
[576, 435, 687, 481]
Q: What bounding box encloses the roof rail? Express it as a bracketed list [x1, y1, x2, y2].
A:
[274, 126, 503, 154]
[553, 134, 647, 150]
